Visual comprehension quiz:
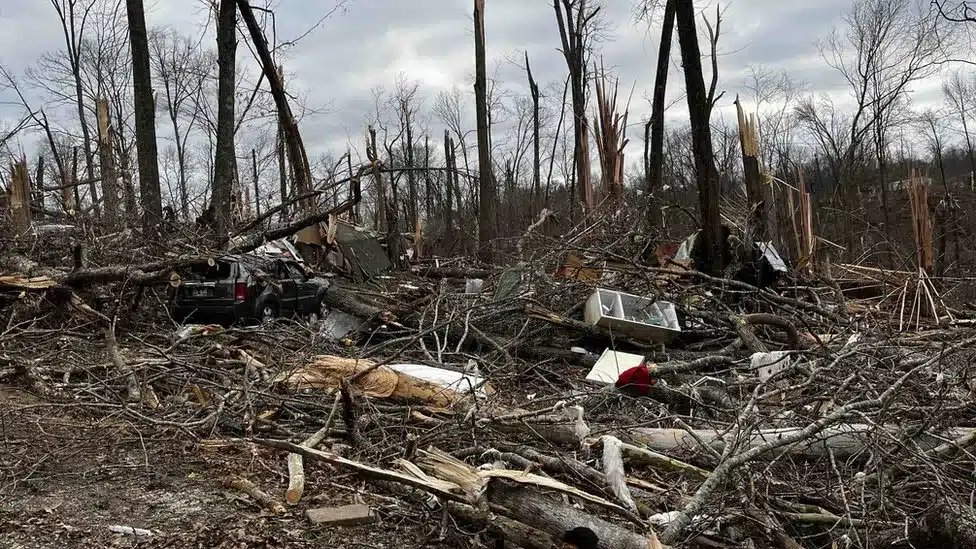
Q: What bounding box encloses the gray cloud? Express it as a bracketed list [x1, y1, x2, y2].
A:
[0, 0, 952, 169]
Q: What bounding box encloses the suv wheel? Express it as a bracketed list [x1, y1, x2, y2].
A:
[259, 304, 278, 323]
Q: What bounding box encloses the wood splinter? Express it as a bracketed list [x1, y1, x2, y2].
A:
[223, 475, 286, 514]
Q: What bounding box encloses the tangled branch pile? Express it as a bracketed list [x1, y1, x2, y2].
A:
[2, 216, 976, 549]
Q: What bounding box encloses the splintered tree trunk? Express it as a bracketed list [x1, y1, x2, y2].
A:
[9, 160, 31, 234]
[735, 98, 765, 241]
[526, 52, 541, 217]
[648, 0, 675, 208]
[347, 150, 359, 224]
[474, 0, 496, 262]
[675, 0, 724, 275]
[126, 0, 163, 232]
[213, 0, 237, 239]
[171, 116, 189, 219]
[96, 97, 119, 227]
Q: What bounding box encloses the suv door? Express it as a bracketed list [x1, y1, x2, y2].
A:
[285, 261, 316, 315]
[274, 260, 299, 316]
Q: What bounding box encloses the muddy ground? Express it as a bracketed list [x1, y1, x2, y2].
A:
[0, 389, 466, 549]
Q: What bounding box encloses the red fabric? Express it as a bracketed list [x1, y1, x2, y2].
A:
[615, 363, 656, 395]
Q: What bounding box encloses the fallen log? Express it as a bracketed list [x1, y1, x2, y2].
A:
[917, 501, 976, 549]
[630, 425, 976, 460]
[586, 438, 710, 481]
[322, 283, 394, 322]
[446, 501, 554, 549]
[489, 483, 660, 549]
[411, 448, 659, 548]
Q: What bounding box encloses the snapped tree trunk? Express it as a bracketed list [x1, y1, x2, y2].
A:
[213, 0, 237, 240]
[675, 0, 724, 275]
[126, 0, 163, 233]
[735, 97, 765, 241]
[473, 0, 496, 263]
[423, 136, 433, 221]
[96, 97, 119, 227]
[9, 160, 31, 234]
[526, 52, 541, 217]
[62, 0, 99, 218]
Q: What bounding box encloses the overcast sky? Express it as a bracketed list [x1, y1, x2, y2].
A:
[0, 0, 953, 165]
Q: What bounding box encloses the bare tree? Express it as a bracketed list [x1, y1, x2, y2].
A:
[125, 0, 162, 231]
[393, 77, 421, 233]
[150, 28, 207, 219]
[644, 0, 676, 208]
[44, 0, 100, 216]
[943, 69, 976, 183]
[554, 0, 601, 215]
[743, 65, 805, 177]
[821, 0, 945, 228]
[672, 0, 724, 277]
[474, 0, 496, 262]
[213, 0, 237, 238]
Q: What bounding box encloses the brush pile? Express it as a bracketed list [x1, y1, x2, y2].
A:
[2, 215, 976, 549]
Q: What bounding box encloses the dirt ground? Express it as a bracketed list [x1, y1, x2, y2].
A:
[0, 389, 466, 549]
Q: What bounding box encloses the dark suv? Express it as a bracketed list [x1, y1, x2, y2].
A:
[169, 254, 329, 324]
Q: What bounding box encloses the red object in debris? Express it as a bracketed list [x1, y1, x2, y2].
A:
[654, 243, 680, 266]
[615, 363, 656, 395]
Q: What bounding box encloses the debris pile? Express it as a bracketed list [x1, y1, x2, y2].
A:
[2, 219, 976, 549]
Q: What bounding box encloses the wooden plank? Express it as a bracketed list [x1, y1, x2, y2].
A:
[305, 504, 375, 526]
